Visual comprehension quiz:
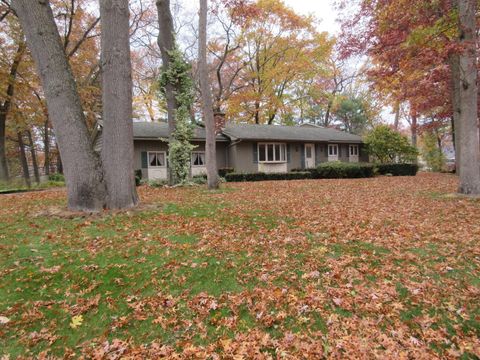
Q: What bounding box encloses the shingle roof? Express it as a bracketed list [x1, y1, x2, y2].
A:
[133, 122, 229, 141]
[132, 121, 363, 143]
[222, 124, 363, 143]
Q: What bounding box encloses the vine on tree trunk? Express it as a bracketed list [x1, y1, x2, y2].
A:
[159, 48, 195, 184]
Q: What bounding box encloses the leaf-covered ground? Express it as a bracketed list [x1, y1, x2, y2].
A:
[0, 173, 479, 359]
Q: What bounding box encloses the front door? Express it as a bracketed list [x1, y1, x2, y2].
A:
[304, 143, 315, 168]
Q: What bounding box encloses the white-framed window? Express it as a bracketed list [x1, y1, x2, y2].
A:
[349, 145, 359, 156]
[328, 144, 338, 156]
[258, 143, 286, 163]
[191, 152, 206, 166]
[148, 151, 166, 168]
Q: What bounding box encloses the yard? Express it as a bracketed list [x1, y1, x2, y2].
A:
[0, 173, 479, 358]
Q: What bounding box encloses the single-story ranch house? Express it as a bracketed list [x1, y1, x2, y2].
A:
[95, 122, 368, 180]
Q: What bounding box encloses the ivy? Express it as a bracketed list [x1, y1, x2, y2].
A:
[159, 48, 195, 185]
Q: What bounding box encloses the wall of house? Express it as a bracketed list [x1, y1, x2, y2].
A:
[288, 143, 302, 171]
[134, 140, 229, 180]
[229, 142, 258, 173]
[339, 144, 349, 162]
[316, 143, 328, 165]
[359, 144, 369, 162]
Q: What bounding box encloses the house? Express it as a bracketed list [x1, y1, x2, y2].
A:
[95, 121, 368, 180]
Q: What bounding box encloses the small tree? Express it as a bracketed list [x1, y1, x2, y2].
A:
[420, 131, 445, 172]
[159, 48, 195, 184]
[364, 125, 418, 164]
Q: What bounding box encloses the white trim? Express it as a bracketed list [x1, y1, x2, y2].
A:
[328, 144, 339, 161]
[191, 151, 206, 167]
[349, 145, 359, 163]
[147, 151, 167, 168]
[258, 142, 287, 163]
[304, 143, 315, 168]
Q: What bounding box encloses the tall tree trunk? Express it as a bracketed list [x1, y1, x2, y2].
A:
[12, 0, 106, 211]
[17, 131, 31, 188]
[156, 0, 177, 134]
[56, 141, 63, 174]
[27, 130, 40, 184]
[410, 112, 418, 148]
[449, 53, 461, 176]
[393, 102, 400, 130]
[44, 119, 50, 175]
[0, 117, 7, 182]
[254, 100, 260, 124]
[324, 100, 333, 127]
[0, 41, 26, 182]
[100, 0, 138, 209]
[456, 0, 480, 194]
[198, 0, 219, 189]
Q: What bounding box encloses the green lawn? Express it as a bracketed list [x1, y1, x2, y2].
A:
[0, 173, 479, 358]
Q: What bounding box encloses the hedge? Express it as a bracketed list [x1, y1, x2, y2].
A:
[313, 162, 374, 179]
[376, 163, 418, 176]
[225, 172, 312, 182]
[226, 163, 376, 182]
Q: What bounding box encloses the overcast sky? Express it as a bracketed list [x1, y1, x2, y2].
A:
[283, 0, 340, 35]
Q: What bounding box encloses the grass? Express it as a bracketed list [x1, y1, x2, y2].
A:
[0, 173, 479, 358]
[0, 180, 65, 194]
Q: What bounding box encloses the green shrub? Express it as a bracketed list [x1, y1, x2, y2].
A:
[191, 175, 207, 185]
[375, 163, 418, 176]
[225, 172, 312, 182]
[134, 170, 142, 186]
[48, 173, 65, 182]
[218, 168, 234, 177]
[148, 179, 168, 188]
[365, 125, 418, 163]
[313, 162, 375, 179]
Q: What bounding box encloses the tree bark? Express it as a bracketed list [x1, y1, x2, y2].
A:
[156, 0, 177, 134]
[27, 130, 40, 184]
[17, 131, 31, 188]
[12, 0, 106, 211]
[100, 0, 138, 209]
[44, 119, 50, 175]
[456, 0, 480, 194]
[410, 113, 418, 148]
[0, 41, 26, 182]
[393, 102, 400, 130]
[449, 53, 461, 176]
[198, 0, 219, 189]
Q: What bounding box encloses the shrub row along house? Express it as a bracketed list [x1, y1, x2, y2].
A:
[94, 122, 368, 180]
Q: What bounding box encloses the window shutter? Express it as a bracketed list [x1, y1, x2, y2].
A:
[141, 151, 148, 168]
[300, 144, 305, 169]
[253, 143, 258, 163]
[287, 144, 291, 163]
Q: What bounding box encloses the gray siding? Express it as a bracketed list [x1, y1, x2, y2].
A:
[229, 142, 257, 173]
[287, 143, 303, 171]
[339, 144, 349, 162]
[133, 140, 168, 178]
[316, 143, 328, 164]
[359, 144, 369, 162]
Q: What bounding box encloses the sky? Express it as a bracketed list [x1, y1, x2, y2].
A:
[282, 0, 340, 35]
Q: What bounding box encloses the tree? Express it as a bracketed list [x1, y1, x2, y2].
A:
[199, 0, 219, 189]
[332, 95, 369, 135]
[421, 130, 445, 172]
[364, 125, 418, 164]
[0, 39, 25, 182]
[218, 0, 331, 124]
[100, 0, 139, 209]
[12, 0, 106, 211]
[12, 0, 138, 211]
[455, 0, 480, 194]
[156, 0, 177, 134]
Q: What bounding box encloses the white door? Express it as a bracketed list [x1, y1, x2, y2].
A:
[305, 144, 315, 168]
